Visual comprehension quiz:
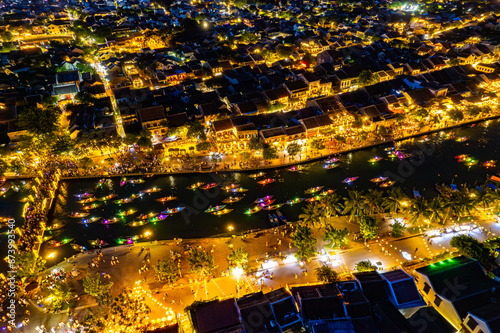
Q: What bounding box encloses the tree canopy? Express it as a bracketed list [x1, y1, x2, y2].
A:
[292, 224, 317, 261]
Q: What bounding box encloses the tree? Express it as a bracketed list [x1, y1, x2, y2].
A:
[227, 246, 249, 271]
[45, 281, 74, 311]
[450, 235, 493, 265]
[324, 226, 349, 249]
[310, 138, 325, 152]
[0, 158, 8, 176]
[357, 70, 377, 86]
[382, 187, 406, 215]
[263, 145, 278, 161]
[187, 247, 216, 278]
[248, 137, 263, 151]
[79, 157, 94, 170]
[408, 197, 432, 225]
[15, 252, 45, 280]
[18, 104, 62, 135]
[136, 131, 153, 149]
[153, 257, 179, 284]
[364, 189, 384, 215]
[358, 215, 379, 240]
[355, 260, 378, 272]
[51, 135, 75, 156]
[241, 30, 258, 43]
[299, 202, 321, 226]
[276, 45, 293, 59]
[286, 143, 301, 160]
[196, 141, 212, 152]
[186, 120, 205, 140]
[343, 190, 366, 221]
[83, 273, 113, 299]
[315, 264, 338, 284]
[84, 292, 151, 333]
[292, 224, 317, 261]
[94, 26, 113, 43]
[390, 221, 405, 238]
[447, 109, 464, 122]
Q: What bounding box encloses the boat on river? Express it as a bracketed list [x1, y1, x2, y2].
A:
[319, 189, 335, 196]
[380, 181, 395, 188]
[71, 244, 87, 252]
[82, 203, 102, 210]
[205, 205, 226, 213]
[254, 195, 274, 204]
[156, 196, 177, 203]
[74, 192, 94, 199]
[276, 210, 287, 223]
[200, 182, 218, 190]
[368, 156, 382, 163]
[187, 182, 205, 190]
[162, 207, 185, 214]
[47, 238, 74, 248]
[244, 206, 262, 215]
[262, 204, 283, 210]
[221, 184, 240, 191]
[257, 178, 275, 185]
[148, 214, 168, 223]
[114, 197, 134, 204]
[230, 187, 248, 193]
[288, 165, 304, 172]
[324, 163, 339, 169]
[222, 196, 243, 204]
[370, 177, 388, 183]
[140, 187, 161, 195]
[46, 223, 64, 231]
[128, 220, 150, 227]
[305, 186, 323, 194]
[98, 194, 117, 201]
[101, 217, 120, 225]
[268, 214, 279, 226]
[249, 172, 265, 178]
[79, 216, 101, 224]
[305, 196, 320, 203]
[43, 235, 53, 242]
[120, 178, 127, 186]
[483, 160, 496, 168]
[78, 197, 97, 204]
[116, 209, 137, 217]
[128, 178, 145, 185]
[456, 136, 468, 142]
[138, 212, 157, 220]
[212, 208, 233, 216]
[285, 197, 305, 205]
[69, 212, 89, 218]
[258, 199, 275, 207]
[89, 239, 108, 247]
[342, 177, 358, 184]
[325, 157, 339, 164]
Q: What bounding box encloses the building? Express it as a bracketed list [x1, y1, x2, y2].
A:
[137, 106, 167, 139]
[189, 299, 245, 333]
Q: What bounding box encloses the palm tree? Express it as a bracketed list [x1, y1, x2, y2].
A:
[343, 190, 366, 221]
[318, 193, 343, 219]
[382, 187, 407, 215]
[428, 197, 444, 224]
[408, 197, 431, 226]
[364, 189, 384, 215]
[472, 188, 494, 214]
[299, 202, 321, 226]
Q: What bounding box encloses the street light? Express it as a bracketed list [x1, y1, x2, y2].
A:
[228, 225, 234, 231]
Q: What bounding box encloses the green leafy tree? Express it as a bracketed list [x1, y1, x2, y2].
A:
[51, 135, 75, 156]
[315, 264, 338, 283]
[358, 215, 379, 240]
[241, 30, 258, 43]
[187, 247, 216, 278]
[83, 273, 113, 299]
[153, 257, 179, 284]
[292, 224, 317, 261]
[355, 260, 378, 272]
[248, 137, 263, 151]
[15, 252, 46, 280]
[186, 120, 205, 140]
[276, 45, 293, 59]
[324, 226, 349, 249]
[79, 157, 94, 170]
[94, 26, 113, 43]
[227, 246, 249, 271]
[263, 145, 278, 161]
[299, 202, 321, 226]
[357, 70, 378, 86]
[450, 235, 493, 265]
[286, 143, 301, 160]
[0, 159, 8, 176]
[390, 221, 405, 238]
[196, 141, 212, 152]
[45, 282, 74, 311]
[310, 138, 325, 151]
[343, 190, 366, 221]
[18, 104, 62, 135]
[382, 187, 406, 215]
[448, 109, 464, 122]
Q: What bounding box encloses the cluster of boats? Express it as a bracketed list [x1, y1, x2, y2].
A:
[456, 155, 496, 168]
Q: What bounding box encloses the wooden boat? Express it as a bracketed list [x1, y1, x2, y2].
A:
[79, 216, 101, 224]
[78, 197, 97, 204]
[325, 157, 339, 164]
[455, 154, 469, 162]
[268, 214, 279, 226]
[305, 186, 324, 194]
[258, 199, 275, 207]
[101, 217, 120, 225]
[89, 239, 108, 247]
[71, 244, 87, 252]
[74, 192, 94, 199]
[128, 178, 145, 185]
[82, 203, 102, 210]
[148, 214, 168, 223]
[380, 181, 395, 188]
[368, 156, 382, 163]
[96, 179, 105, 188]
[370, 177, 388, 183]
[114, 197, 134, 204]
[249, 172, 265, 178]
[43, 235, 53, 242]
[262, 204, 283, 210]
[222, 196, 243, 204]
[140, 187, 161, 194]
[0, 177, 6, 187]
[200, 182, 219, 190]
[319, 189, 335, 196]
[156, 196, 177, 203]
[342, 177, 358, 184]
[98, 194, 117, 201]
[483, 160, 497, 168]
[465, 158, 478, 167]
[120, 178, 127, 186]
[221, 184, 240, 191]
[128, 220, 150, 227]
[187, 182, 205, 190]
[244, 206, 262, 215]
[162, 207, 185, 214]
[212, 208, 233, 216]
[456, 136, 468, 142]
[276, 210, 287, 223]
[305, 196, 320, 203]
[47, 238, 74, 248]
[116, 209, 137, 217]
[413, 189, 421, 198]
[254, 195, 274, 204]
[435, 184, 450, 196]
[257, 178, 275, 185]
[324, 163, 339, 169]
[138, 212, 157, 220]
[69, 212, 89, 218]
[288, 165, 303, 172]
[230, 187, 248, 193]
[285, 197, 305, 205]
[46, 223, 64, 231]
[205, 205, 226, 213]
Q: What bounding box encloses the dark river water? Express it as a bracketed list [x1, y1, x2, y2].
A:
[1, 119, 500, 270]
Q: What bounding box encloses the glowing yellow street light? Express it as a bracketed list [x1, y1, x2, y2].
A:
[228, 225, 234, 231]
